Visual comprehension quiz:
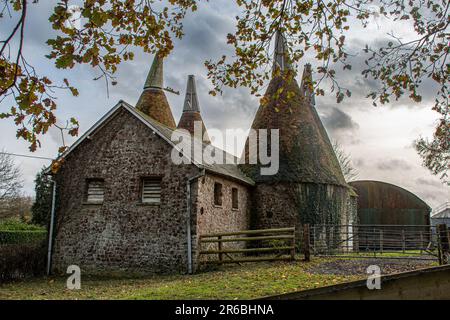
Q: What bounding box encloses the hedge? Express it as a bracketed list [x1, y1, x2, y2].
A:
[0, 220, 48, 282]
[0, 218, 45, 231]
[0, 242, 46, 282]
[0, 230, 47, 245]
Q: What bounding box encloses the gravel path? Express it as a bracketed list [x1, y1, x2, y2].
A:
[308, 258, 436, 276]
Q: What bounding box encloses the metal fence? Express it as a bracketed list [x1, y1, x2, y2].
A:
[309, 224, 439, 260]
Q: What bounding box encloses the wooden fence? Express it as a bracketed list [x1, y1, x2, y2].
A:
[199, 227, 296, 265]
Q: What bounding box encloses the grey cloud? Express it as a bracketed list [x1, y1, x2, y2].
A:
[416, 178, 446, 188]
[376, 159, 412, 171]
[323, 107, 359, 131]
[305, 37, 439, 115]
[414, 188, 449, 207]
[354, 158, 365, 168]
[321, 107, 361, 145]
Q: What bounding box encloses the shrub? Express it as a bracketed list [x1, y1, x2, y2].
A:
[0, 242, 46, 282]
[0, 218, 45, 231]
[0, 218, 47, 245]
[0, 230, 47, 245]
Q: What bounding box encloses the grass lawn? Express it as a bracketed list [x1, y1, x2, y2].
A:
[0, 258, 362, 300]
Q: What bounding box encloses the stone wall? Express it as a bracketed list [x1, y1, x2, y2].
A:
[192, 173, 251, 265]
[52, 107, 199, 274]
[250, 182, 353, 248]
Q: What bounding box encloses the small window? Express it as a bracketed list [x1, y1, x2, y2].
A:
[232, 188, 239, 209]
[86, 179, 104, 203]
[214, 182, 223, 206]
[142, 178, 161, 204]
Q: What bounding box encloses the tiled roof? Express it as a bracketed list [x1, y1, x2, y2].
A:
[135, 52, 176, 128]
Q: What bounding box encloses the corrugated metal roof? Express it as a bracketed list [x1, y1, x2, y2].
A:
[432, 202, 450, 218]
[349, 180, 431, 211]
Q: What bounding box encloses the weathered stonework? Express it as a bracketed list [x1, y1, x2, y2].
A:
[240, 58, 355, 242]
[192, 173, 251, 265]
[52, 106, 252, 274]
[52, 108, 198, 274]
[249, 183, 355, 248]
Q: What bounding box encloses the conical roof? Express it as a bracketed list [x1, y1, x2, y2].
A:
[272, 31, 293, 75]
[177, 75, 210, 143]
[182, 75, 200, 112]
[136, 52, 176, 128]
[241, 34, 346, 186]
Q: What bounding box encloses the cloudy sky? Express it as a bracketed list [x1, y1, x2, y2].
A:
[0, 1, 448, 209]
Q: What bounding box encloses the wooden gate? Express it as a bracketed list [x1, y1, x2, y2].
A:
[199, 227, 296, 265]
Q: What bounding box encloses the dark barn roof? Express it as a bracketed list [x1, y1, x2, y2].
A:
[350, 180, 430, 210]
[349, 180, 431, 225]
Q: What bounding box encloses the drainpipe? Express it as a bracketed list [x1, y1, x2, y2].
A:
[46, 177, 57, 276]
[186, 169, 206, 274]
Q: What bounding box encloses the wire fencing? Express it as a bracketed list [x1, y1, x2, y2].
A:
[309, 224, 439, 260]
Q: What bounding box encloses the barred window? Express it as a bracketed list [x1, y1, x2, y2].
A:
[214, 182, 223, 206]
[86, 179, 104, 203]
[142, 178, 161, 204]
[232, 188, 239, 209]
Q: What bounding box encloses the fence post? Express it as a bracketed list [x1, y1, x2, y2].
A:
[379, 229, 383, 255]
[218, 235, 223, 265]
[402, 229, 406, 253]
[354, 225, 359, 254]
[290, 227, 296, 261]
[437, 224, 449, 265]
[312, 226, 316, 255]
[420, 231, 424, 254]
[303, 224, 310, 262]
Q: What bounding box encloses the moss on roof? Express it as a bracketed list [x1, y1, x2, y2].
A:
[240, 73, 347, 187]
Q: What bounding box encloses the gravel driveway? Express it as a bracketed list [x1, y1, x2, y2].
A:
[308, 258, 436, 276]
